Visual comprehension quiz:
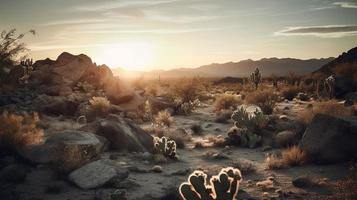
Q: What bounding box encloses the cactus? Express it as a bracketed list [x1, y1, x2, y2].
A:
[231, 107, 266, 148]
[179, 167, 242, 200]
[153, 136, 177, 159]
[324, 75, 335, 99]
[250, 68, 261, 90]
[19, 58, 33, 84]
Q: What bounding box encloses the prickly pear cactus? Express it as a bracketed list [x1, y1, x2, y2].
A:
[153, 136, 177, 159]
[179, 167, 242, 200]
[250, 68, 261, 90]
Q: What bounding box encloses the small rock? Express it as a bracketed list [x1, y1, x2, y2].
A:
[151, 165, 163, 173]
[292, 176, 313, 188]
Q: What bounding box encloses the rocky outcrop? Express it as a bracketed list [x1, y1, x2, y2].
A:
[69, 159, 129, 189]
[18, 131, 108, 170]
[80, 114, 154, 152]
[300, 114, 357, 164]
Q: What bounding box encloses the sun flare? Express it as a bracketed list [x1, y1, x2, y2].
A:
[94, 42, 154, 71]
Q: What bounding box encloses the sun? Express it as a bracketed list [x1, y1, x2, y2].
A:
[94, 42, 154, 71]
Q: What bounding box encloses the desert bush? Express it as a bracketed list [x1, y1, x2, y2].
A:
[265, 146, 307, 169]
[245, 89, 278, 114]
[215, 109, 233, 123]
[154, 110, 175, 127]
[179, 167, 242, 200]
[0, 111, 43, 151]
[231, 159, 256, 174]
[169, 78, 204, 103]
[88, 96, 110, 115]
[174, 98, 200, 115]
[213, 94, 242, 112]
[145, 84, 159, 96]
[281, 86, 301, 100]
[282, 146, 307, 166]
[298, 100, 353, 124]
[190, 123, 203, 135]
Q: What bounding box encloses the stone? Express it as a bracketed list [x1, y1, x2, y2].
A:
[292, 176, 313, 188]
[275, 130, 296, 147]
[151, 165, 163, 173]
[69, 159, 129, 189]
[0, 164, 29, 184]
[42, 98, 79, 116]
[80, 114, 154, 152]
[300, 114, 357, 164]
[18, 130, 107, 170]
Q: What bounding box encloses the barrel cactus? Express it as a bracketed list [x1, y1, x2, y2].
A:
[179, 167, 242, 200]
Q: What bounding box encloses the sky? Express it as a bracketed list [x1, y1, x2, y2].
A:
[1, 0, 357, 71]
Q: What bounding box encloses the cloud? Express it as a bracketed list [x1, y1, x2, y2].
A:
[75, 0, 179, 11]
[333, 2, 357, 8]
[142, 10, 222, 23]
[275, 25, 357, 38]
[72, 27, 221, 34]
[41, 19, 107, 26]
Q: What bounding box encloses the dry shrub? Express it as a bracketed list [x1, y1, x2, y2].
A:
[265, 154, 287, 170]
[231, 159, 256, 174]
[214, 109, 233, 123]
[298, 100, 353, 124]
[145, 84, 160, 96]
[89, 96, 110, 114]
[169, 78, 204, 103]
[282, 146, 307, 166]
[154, 110, 175, 127]
[0, 111, 43, 150]
[281, 86, 300, 101]
[213, 94, 242, 112]
[245, 89, 278, 114]
[265, 146, 307, 169]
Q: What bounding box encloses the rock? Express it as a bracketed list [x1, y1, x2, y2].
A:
[275, 131, 296, 147]
[42, 98, 79, 116]
[292, 176, 313, 188]
[0, 164, 29, 184]
[151, 165, 163, 173]
[69, 159, 129, 189]
[80, 114, 154, 152]
[19, 131, 107, 170]
[300, 114, 357, 164]
[278, 115, 290, 121]
[297, 92, 309, 101]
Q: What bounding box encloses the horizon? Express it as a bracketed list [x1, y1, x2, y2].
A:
[1, 0, 357, 71]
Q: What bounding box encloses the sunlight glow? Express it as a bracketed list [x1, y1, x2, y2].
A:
[94, 42, 155, 71]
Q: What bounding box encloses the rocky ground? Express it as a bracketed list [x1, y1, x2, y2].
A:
[0, 100, 354, 200]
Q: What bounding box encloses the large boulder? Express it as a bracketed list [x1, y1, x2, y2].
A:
[69, 159, 129, 189]
[300, 114, 357, 164]
[42, 98, 79, 116]
[80, 114, 154, 152]
[18, 131, 108, 171]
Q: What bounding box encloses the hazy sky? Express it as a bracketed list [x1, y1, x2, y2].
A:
[1, 0, 357, 71]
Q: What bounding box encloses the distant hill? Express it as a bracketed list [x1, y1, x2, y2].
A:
[314, 46, 357, 75]
[140, 57, 334, 78]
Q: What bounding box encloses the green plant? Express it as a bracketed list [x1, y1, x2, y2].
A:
[250, 68, 261, 90]
[179, 167, 242, 200]
[153, 136, 177, 159]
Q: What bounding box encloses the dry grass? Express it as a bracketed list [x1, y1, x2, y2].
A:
[169, 78, 204, 103]
[154, 110, 175, 127]
[89, 96, 110, 114]
[231, 159, 257, 174]
[213, 94, 242, 112]
[0, 111, 43, 151]
[298, 100, 353, 124]
[281, 86, 300, 101]
[245, 89, 278, 114]
[265, 146, 307, 169]
[282, 146, 307, 166]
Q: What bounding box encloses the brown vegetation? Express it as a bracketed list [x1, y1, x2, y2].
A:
[0, 111, 43, 150]
[154, 110, 175, 127]
[265, 146, 307, 169]
[245, 89, 278, 114]
[281, 85, 300, 101]
[213, 94, 242, 112]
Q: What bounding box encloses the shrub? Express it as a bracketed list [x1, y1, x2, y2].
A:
[281, 86, 300, 100]
[231, 107, 268, 133]
[174, 98, 200, 115]
[154, 110, 175, 127]
[265, 146, 307, 169]
[282, 146, 307, 166]
[245, 89, 278, 114]
[214, 109, 233, 123]
[84, 96, 110, 120]
[213, 94, 242, 112]
[298, 100, 353, 124]
[190, 123, 203, 135]
[0, 111, 43, 151]
[231, 159, 256, 174]
[170, 78, 204, 103]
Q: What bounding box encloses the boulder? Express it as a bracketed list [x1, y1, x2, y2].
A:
[69, 159, 129, 189]
[147, 96, 176, 114]
[275, 130, 296, 147]
[19, 131, 108, 170]
[300, 114, 357, 164]
[42, 98, 79, 116]
[80, 114, 154, 152]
